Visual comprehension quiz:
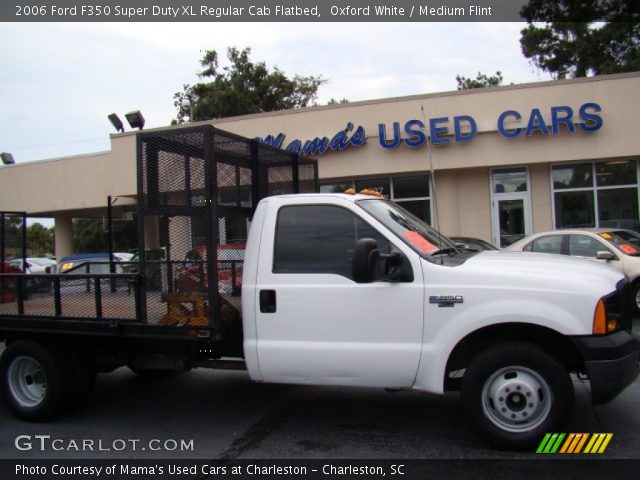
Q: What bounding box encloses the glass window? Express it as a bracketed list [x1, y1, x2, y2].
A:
[357, 199, 456, 260]
[598, 230, 640, 256]
[320, 182, 353, 194]
[393, 175, 429, 198]
[321, 175, 432, 224]
[595, 160, 637, 187]
[552, 164, 593, 189]
[355, 178, 390, 198]
[493, 168, 528, 193]
[568, 235, 607, 258]
[396, 199, 431, 224]
[597, 188, 639, 230]
[273, 205, 388, 278]
[554, 191, 595, 228]
[552, 160, 639, 232]
[526, 235, 563, 254]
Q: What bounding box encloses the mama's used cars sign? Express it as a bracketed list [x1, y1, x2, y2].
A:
[257, 102, 603, 156]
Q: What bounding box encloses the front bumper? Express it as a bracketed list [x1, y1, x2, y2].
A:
[571, 330, 640, 405]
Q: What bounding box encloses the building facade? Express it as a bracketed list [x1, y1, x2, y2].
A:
[0, 72, 638, 257]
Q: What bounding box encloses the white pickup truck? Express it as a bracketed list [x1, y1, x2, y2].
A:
[241, 193, 639, 449]
[1, 192, 638, 450]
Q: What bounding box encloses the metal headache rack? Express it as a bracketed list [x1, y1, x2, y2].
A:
[0, 125, 318, 343]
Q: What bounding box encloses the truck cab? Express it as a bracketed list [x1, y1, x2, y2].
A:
[242, 193, 639, 449]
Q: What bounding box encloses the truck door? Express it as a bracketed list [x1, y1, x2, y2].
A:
[254, 198, 424, 388]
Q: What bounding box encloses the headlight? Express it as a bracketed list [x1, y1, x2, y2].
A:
[60, 262, 74, 272]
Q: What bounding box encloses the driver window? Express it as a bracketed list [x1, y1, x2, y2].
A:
[274, 205, 389, 278]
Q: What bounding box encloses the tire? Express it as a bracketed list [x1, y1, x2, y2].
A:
[0, 340, 72, 421]
[632, 281, 640, 317]
[460, 342, 574, 450]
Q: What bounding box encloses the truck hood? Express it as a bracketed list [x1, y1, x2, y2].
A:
[454, 250, 624, 295]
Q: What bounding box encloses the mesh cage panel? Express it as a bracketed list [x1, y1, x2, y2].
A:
[0, 212, 26, 309]
[137, 125, 317, 330]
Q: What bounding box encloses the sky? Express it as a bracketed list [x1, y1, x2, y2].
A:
[0, 22, 553, 164]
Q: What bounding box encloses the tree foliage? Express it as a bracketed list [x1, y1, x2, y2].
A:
[73, 218, 137, 253]
[520, 0, 640, 78]
[456, 71, 504, 90]
[173, 47, 327, 122]
[27, 223, 53, 257]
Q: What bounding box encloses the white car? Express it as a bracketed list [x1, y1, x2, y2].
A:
[9, 257, 57, 274]
[507, 229, 640, 313]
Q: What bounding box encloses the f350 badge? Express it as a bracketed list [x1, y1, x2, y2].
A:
[429, 295, 464, 308]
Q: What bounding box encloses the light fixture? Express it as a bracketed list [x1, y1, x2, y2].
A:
[125, 110, 145, 130]
[108, 113, 124, 133]
[0, 152, 15, 165]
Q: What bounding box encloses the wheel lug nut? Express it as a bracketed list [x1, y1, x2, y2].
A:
[516, 386, 521, 391]
[499, 397, 504, 402]
[523, 412, 528, 417]
[505, 388, 510, 393]
[529, 403, 534, 408]
[526, 392, 531, 397]
[501, 408, 506, 412]
[511, 414, 516, 419]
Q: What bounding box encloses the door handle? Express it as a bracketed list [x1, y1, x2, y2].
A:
[259, 290, 276, 313]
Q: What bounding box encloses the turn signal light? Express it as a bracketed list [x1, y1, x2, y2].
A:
[592, 300, 607, 335]
[592, 299, 617, 335]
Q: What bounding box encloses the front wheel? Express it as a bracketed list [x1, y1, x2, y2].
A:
[460, 342, 574, 450]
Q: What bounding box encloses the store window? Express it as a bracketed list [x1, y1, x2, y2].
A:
[320, 174, 432, 224]
[552, 160, 639, 231]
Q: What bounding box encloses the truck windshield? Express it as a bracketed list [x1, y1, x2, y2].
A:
[357, 198, 460, 260]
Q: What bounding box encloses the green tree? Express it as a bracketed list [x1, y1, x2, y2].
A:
[456, 71, 504, 90]
[27, 223, 53, 257]
[173, 47, 327, 122]
[520, 0, 640, 78]
[2, 215, 25, 257]
[73, 218, 137, 253]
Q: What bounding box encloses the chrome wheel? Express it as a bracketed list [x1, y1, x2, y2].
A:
[481, 366, 552, 433]
[7, 356, 47, 408]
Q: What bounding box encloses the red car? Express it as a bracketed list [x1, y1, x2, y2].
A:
[1, 261, 22, 303]
[175, 243, 245, 294]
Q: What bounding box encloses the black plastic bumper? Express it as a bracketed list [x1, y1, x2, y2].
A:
[571, 330, 640, 405]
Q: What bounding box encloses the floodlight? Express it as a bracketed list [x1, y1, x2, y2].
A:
[125, 110, 145, 130]
[108, 113, 124, 133]
[1, 152, 15, 165]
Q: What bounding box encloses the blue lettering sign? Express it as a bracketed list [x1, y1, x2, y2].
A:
[404, 120, 426, 148]
[551, 106, 575, 134]
[454, 115, 477, 143]
[578, 102, 603, 132]
[497, 110, 523, 138]
[378, 122, 401, 149]
[525, 108, 549, 136]
[429, 117, 450, 145]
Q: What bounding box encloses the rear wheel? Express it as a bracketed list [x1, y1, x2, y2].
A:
[0, 340, 71, 421]
[460, 342, 573, 450]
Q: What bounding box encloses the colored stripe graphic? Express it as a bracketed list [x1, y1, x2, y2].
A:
[537, 433, 613, 454]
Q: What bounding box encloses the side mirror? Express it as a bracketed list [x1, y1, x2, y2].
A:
[352, 238, 378, 283]
[352, 238, 414, 283]
[596, 250, 616, 261]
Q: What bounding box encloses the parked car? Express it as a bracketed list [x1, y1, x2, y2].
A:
[450, 237, 498, 251]
[58, 253, 126, 274]
[9, 257, 57, 274]
[175, 243, 245, 294]
[0, 261, 22, 303]
[507, 229, 640, 313]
